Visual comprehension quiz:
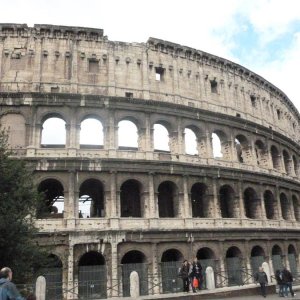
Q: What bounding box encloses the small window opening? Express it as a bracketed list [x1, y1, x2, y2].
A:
[210, 80, 218, 93]
[277, 109, 281, 120]
[51, 87, 59, 93]
[250, 95, 256, 107]
[88, 59, 99, 73]
[125, 92, 133, 98]
[155, 67, 165, 81]
[236, 113, 241, 117]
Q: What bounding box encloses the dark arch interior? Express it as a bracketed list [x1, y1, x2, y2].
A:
[121, 250, 146, 264]
[283, 150, 290, 174]
[161, 249, 183, 262]
[37, 179, 64, 217]
[197, 247, 215, 260]
[264, 190, 276, 219]
[191, 183, 208, 218]
[226, 247, 242, 258]
[251, 246, 265, 257]
[271, 146, 280, 170]
[46, 254, 63, 268]
[219, 185, 236, 218]
[288, 245, 296, 255]
[158, 181, 176, 218]
[120, 179, 141, 217]
[280, 193, 290, 220]
[244, 188, 260, 219]
[80, 179, 104, 218]
[79, 251, 105, 266]
[272, 245, 282, 256]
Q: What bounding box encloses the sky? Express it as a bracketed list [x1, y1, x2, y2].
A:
[1, 0, 300, 111]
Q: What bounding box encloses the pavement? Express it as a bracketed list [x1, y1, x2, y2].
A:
[212, 294, 298, 300]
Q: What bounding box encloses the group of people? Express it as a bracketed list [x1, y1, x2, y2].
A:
[178, 258, 203, 293]
[254, 266, 296, 298]
[275, 267, 296, 298]
[0, 267, 35, 300]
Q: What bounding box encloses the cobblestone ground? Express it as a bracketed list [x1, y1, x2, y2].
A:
[212, 293, 298, 300]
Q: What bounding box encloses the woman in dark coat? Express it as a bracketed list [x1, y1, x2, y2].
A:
[179, 260, 190, 292]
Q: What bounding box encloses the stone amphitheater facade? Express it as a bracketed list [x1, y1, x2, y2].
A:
[1, 23, 300, 299]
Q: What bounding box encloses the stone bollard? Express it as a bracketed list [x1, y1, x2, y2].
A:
[130, 271, 140, 298]
[205, 266, 215, 290]
[262, 262, 271, 283]
[35, 276, 46, 300]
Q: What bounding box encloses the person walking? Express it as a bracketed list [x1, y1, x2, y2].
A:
[282, 267, 295, 297]
[275, 269, 284, 297]
[254, 266, 268, 298]
[0, 267, 25, 300]
[189, 257, 202, 292]
[178, 260, 190, 293]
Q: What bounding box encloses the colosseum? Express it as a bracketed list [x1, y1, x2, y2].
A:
[1, 23, 300, 299]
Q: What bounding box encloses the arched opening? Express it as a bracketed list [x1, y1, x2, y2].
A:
[225, 247, 243, 286]
[255, 140, 268, 167]
[244, 187, 261, 219]
[264, 190, 276, 220]
[37, 179, 64, 218]
[292, 155, 298, 176]
[292, 195, 300, 221]
[250, 246, 265, 275]
[158, 181, 178, 218]
[184, 128, 198, 155]
[283, 150, 291, 175]
[79, 179, 105, 218]
[80, 118, 104, 148]
[120, 179, 142, 217]
[40, 254, 63, 300]
[78, 251, 106, 299]
[161, 249, 183, 294]
[153, 123, 170, 152]
[197, 247, 216, 276]
[41, 117, 66, 147]
[121, 250, 148, 297]
[280, 192, 291, 220]
[272, 245, 283, 272]
[191, 183, 209, 218]
[235, 135, 250, 163]
[212, 131, 223, 158]
[271, 145, 280, 171]
[118, 120, 138, 149]
[0, 114, 26, 149]
[219, 185, 238, 218]
[288, 245, 298, 277]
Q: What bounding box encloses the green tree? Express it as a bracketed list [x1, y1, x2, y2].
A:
[0, 129, 46, 283]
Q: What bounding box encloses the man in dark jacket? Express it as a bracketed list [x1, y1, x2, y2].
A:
[178, 260, 190, 293]
[189, 257, 202, 292]
[275, 269, 284, 297]
[254, 267, 268, 298]
[282, 267, 295, 297]
[0, 267, 24, 300]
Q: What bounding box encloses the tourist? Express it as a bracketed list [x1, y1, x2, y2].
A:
[189, 257, 202, 292]
[254, 266, 268, 298]
[275, 269, 284, 297]
[0, 267, 25, 300]
[282, 267, 295, 297]
[178, 260, 190, 293]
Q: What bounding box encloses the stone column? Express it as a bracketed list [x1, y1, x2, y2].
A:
[183, 175, 191, 218]
[65, 124, 71, 148]
[212, 178, 221, 218]
[70, 42, 78, 93]
[206, 131, 213, 158]
[275, 186, 283, 220]
[110, 242, 119, 297]
[66, 170, 77, 221]
[148, 173, 157, 218]
[150, 243, 160, 295]
[142, 50, 150, 99]
[259, 185, 267, 220]
[67, 244, 75, 300]
[238, 181, 245, 218]
[110, 171, 117, 217]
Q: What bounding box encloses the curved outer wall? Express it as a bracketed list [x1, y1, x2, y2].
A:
[1, 24, 300, 298]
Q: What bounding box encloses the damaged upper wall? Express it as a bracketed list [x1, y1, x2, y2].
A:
[0, 23, 298, 141]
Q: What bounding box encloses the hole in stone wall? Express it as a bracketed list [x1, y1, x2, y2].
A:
[210, 80, 218, 93]
[155, 67, 165, 81]
[80, 118, 104, 148]
[41, 117, 66, 147]
[118, 120, 138, 149]
[88, 59, 99, 73]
